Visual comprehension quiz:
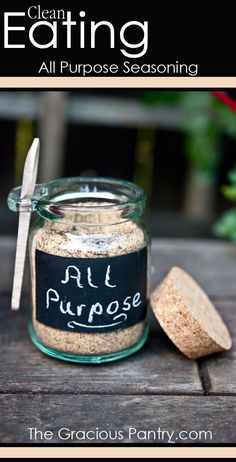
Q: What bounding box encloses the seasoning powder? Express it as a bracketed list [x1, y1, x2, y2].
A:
[30, 214, 148, 356]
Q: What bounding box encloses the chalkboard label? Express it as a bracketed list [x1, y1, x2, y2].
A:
[35, 247, 147, 333]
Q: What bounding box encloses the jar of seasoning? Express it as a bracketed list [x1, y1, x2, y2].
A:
[8, 176, 150, 363]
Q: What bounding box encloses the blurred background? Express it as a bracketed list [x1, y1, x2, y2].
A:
[1, 89, 236, 240]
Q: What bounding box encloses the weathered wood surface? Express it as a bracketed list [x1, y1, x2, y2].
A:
[151, 239, 236, 298]
[0, 296, 202, 395]
[0, 237, 236, 444]
[0, 395, 235, 444]
[202, 300, 236, 395]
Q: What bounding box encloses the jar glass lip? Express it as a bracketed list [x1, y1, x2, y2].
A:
[35, 176, 146, 222]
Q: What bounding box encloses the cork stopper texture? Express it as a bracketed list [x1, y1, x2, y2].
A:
[150, 267, 232, 359]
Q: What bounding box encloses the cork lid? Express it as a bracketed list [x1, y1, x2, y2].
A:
[150, 266, 232, 359]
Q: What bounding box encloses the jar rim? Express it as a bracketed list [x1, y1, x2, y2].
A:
[35, 176, 146, 223]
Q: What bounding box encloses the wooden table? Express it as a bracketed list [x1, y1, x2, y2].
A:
[0, 238, 235, 445]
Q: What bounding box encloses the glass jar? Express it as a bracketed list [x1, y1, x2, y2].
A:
[9, 177, 150, 364]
